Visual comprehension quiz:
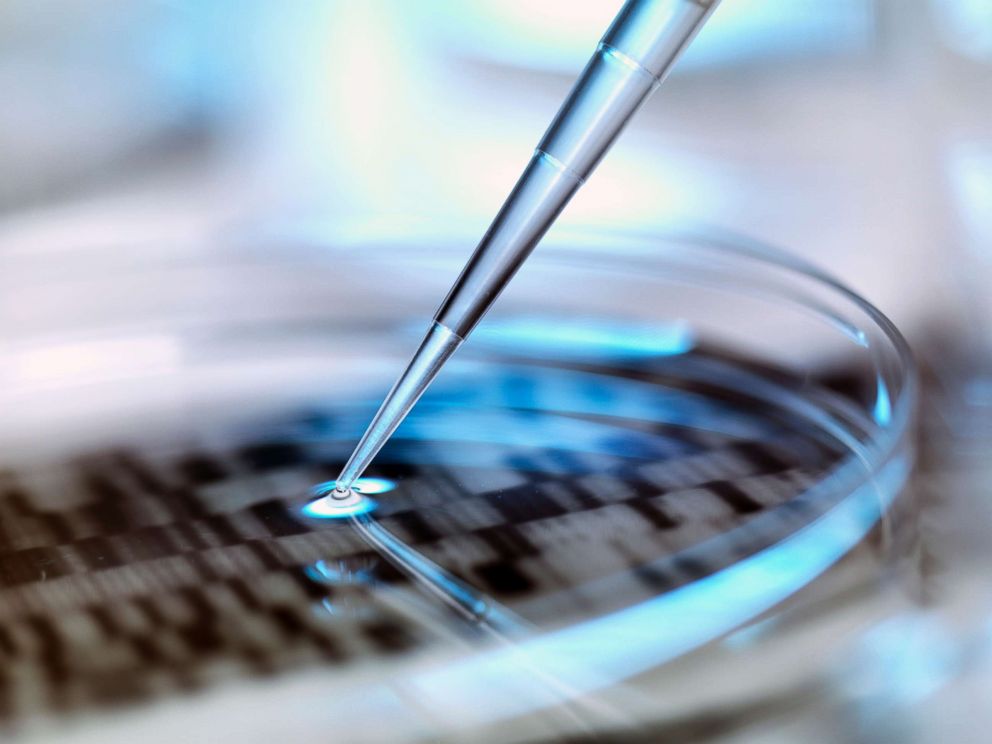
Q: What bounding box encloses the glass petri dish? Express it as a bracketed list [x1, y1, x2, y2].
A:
[0, 226, 916, 742]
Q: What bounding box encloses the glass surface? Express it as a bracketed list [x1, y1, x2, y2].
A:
[0, 228, 916, 742]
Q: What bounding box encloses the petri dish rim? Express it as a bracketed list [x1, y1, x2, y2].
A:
[0, 221, 921, 739]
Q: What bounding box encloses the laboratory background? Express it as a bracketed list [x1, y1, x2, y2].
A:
[1, 1, 991, 742]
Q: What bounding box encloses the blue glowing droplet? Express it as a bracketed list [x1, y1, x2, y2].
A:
[348, 477, 397, 495]
[301, 495, 377, 519]
[308, 559, 374, 586]
[472, 317, 694, 360]
[300, 478, 395, 520]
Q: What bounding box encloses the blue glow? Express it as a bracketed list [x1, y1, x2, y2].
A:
[349, 477, 397, 495]
[295, 362, 779, 460]
[873, 375, 892, 426]
[301, 479, 395, 520]
[301, 495, 377, 519]
[600, 43, 644, 75]
[312, 478, 397, 496]
[473, 317, 694, 360]
[306, 559, 374, 586]
[398, 408, 671, 459]
[310, 560, 344, 583]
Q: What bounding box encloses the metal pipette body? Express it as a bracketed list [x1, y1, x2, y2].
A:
[332, 0, 719, 500]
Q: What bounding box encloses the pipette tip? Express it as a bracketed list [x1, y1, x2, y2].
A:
[332, 321, 464, 492]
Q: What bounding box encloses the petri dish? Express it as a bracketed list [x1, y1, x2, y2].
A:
[0, 226, 916, 742]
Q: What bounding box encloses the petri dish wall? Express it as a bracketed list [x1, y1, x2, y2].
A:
[0, 226, 916, 742]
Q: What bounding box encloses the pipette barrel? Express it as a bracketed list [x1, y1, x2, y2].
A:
[435, 0, 718, 339]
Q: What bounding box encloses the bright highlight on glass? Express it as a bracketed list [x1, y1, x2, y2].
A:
[473, 317, 694, 359]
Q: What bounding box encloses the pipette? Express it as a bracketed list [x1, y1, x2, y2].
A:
[330, 0, 719, 506]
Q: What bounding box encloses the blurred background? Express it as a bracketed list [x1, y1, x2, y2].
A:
[2, 0, 991, 327]
[1, 0, 991, 741]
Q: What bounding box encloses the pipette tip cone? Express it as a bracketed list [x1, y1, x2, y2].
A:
[333, 321, 464, 492]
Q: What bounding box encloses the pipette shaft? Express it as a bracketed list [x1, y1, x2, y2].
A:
[334, 0, 719, 495]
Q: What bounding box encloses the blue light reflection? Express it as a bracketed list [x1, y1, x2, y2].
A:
[301, 495, 377, 520]
[473, 317, 694, 360]
[300, 478, 396, 519]
[874, 375, 892, 426]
